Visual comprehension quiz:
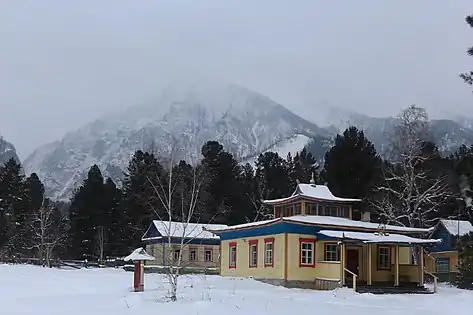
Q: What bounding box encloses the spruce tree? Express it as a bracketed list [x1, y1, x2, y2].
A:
[122, 150, 167, 248]
[322, 126, 381, 199]
[68, 165, 107, 260]
[455, 231, 473, 289]
[103, 178, 127, 257]
[0, 158, 26, 260]
[201, 141, 243, 224]
[289, 148, 318, 187]
[255, 152, 291, 201]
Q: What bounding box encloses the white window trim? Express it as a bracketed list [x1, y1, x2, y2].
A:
[300, 242, 315, 266]
[249, 243, 258, 267]
[264, 241, 273, 266]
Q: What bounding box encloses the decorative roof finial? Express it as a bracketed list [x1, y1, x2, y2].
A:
[310, 172, 316, 185]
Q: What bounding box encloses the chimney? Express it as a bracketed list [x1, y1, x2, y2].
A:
[361, 211, 371, 222]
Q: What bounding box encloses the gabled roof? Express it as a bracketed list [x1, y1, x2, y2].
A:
[124, 247, 156, 261]
[439, 219, 473, 237]
[263, 184, 361, 205]
[142, 220, 228, 241]
[206, 215, 432, 235]
[318, 230, 441, 245]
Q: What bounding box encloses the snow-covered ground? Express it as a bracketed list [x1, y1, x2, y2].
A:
[1, 264, 472, 315]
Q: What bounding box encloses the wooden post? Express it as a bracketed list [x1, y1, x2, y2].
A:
[367, 244, 372, 285]
[340, 243, 345, 286]
[420, 247, 424, 285]
[301, 201, 306, 215]
[394, 245, 399, 287]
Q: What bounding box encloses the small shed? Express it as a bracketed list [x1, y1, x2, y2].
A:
[427, 219, 473, 281]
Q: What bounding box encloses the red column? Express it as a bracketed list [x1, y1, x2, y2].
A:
[133, 261, 142, 292]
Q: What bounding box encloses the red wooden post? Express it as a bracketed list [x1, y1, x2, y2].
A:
[133, 261, 142, 292]
[125, 247, 155, 292]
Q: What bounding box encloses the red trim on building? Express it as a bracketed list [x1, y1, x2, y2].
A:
[264, 237, 275, 267]
[299, 237, 316, 267]
[248, 239, 258, 268]
[229, 242, 237, 269]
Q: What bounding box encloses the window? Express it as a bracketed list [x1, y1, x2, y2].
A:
[294, 203, 301, 215]
[173, 249, 180, 261]
[341, 206, 350, 218]
[274, 206, 282, 218]
[324, 243, 339, 262]
[283, 205, 294, 217]
[377, 246, 390, 269]
[189, 248, 197, 261]
[299, 238, 316, 267]
[318, 205, 327, 216]
[264, 237, 274, 267]
[249, 240, 258, 267]
[204, 249, 213, 262]
[229, 242, 237, 268]
[306, 203, 317, 215]
[328, 206, 339, 217]
[435, 258, 450, 273]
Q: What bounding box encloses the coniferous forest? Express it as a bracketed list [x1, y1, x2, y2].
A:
[1, 15, 473, 287]
[1, 105, 472, 267]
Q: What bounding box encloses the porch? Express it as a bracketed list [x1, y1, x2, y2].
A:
[318, 230, 440, 294]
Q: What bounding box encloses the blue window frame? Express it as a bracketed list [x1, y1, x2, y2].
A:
[435, 258, 450, 273]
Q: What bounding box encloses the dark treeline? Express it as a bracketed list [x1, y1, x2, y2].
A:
[1, 106, 473, 267]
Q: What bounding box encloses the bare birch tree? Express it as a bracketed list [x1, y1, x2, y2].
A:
[371, 105, 451, 228]
[95, 226, 106, 264]
[29, 201, 65, 267]
[146, 138, 211, 301]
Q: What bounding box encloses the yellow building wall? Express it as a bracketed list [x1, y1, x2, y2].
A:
[286, 234, 340, 281]
[368, 245, 421, 283]
[429, 251, 458, 272]
[145, 243, 220, 269]
[220, 234, 285, 279]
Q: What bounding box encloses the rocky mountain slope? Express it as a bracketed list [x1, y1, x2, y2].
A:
[0, 136, 20, 166]
[24, 78, 328, 200]
[23, 77, 473, 200]
[311, 106, 473, 156]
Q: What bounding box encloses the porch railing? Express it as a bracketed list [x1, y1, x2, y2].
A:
[344, 268, 358, 291]
[423, 269, 439, 293]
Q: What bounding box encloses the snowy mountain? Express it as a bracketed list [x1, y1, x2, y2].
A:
[24, 78, 328, 200]
[309, 106, 473, 156]
[242, 134, 313, 167]
[0, 136, 20, 166]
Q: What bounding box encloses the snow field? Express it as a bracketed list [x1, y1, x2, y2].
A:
[1, 264, 472, 315]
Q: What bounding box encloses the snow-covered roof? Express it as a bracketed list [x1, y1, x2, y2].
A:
[263, 184, 361, 205]
[124, 248, 156, 261]
[142, 221, 228, 241]
[206, 215, 432, 234]
[318, 230, 441, 245]
[440, 219, 473, 236]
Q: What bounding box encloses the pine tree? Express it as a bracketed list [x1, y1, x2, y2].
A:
[322, 127, 381, 199]
[455, 231, 473, 289]
[0, 158, 26, 260]
[67, 165, 107, 260]
[103, 178, 127, 257]
[255, 152, 291, 202]
[460, 15, 473, 87]
[200, 141, 243, 224]
[122, 150, 167, 248]
[289, 148, 318, 187]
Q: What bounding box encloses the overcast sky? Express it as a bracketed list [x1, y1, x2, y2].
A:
[1, 0, 472, 159]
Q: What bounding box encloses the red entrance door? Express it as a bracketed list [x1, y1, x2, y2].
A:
[346, 249, 359, 276]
